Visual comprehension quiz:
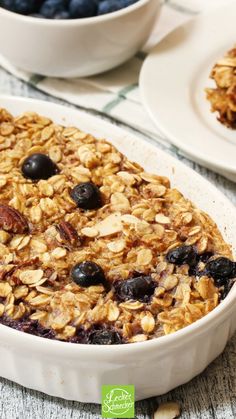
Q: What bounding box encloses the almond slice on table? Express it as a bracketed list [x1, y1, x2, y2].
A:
[153, 402, 181, 419]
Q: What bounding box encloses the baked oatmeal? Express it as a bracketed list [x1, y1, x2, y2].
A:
[0, 107, 235, 345]
[206, 46, 236, 128]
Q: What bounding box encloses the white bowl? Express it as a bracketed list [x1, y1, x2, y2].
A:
[0, 0, 161, 78]
[0, 95, 236, 403]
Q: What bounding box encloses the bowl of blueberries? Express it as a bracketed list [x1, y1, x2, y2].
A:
[0, 0, 161, 77]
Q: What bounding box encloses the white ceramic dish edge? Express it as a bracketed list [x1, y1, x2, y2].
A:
[0, 95, 235, 403]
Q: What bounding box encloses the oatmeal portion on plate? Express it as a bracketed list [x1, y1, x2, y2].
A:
[206, 46, 236, 128]
[0, 108, 235, 345]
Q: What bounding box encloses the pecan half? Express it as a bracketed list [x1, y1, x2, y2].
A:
[56, 221, 81, 248]
[0, 204, 29, 234]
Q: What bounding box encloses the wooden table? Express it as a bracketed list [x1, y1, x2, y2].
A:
[0, 67, 235, 419]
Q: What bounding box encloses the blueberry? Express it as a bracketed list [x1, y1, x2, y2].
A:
[1, 0, 15, 12]
[88, 329, 122, 345]
[54, 10, 70, 18]
[199, 252, 214, 263]
[205, 257, 236, 285]
[14, 0, 41, 14]
[21, 153, 58, 180]
[97, 0, 137, 15]
[40, 0, 67, 18]
[70, 182, 102, 210]
[114, 275, 155, 302]
[166, 245, 197, 267]
[0, 315, 56, 340]
[189, 252, 214, 276]
[2, 0, 44, 15]
[71, 261, 106, 287]
[220, 279, 234, 300]
[69, 0, 97, 18]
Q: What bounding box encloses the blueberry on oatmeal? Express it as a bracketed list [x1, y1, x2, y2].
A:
[21, 153, 58, 180]
[205, 257, 236, 284]
[71, 261, 106, 287]
[114, 276, 155, 302]
[199, 252, 214, 263]
[220, 280, 235, 300]
[189, 251, 214, 276]
[166, 245, 197, 267]
[70, 182, 103, 210]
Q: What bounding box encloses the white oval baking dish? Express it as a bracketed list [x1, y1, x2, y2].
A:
[0, 95, 235, 403]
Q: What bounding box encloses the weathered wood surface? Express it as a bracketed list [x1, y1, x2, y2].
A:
[0, 67, 235, 419]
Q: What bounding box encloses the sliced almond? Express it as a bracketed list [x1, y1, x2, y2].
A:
[153, 402, 181, 419]
[81, 226, 98, 238]
[96, 213, 122, 237]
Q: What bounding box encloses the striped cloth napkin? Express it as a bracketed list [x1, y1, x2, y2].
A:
[0, 0, 229, 146]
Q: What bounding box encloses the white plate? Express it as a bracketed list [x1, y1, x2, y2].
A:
[0, 95, 236, 403]
[140, 3, 236, 180]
